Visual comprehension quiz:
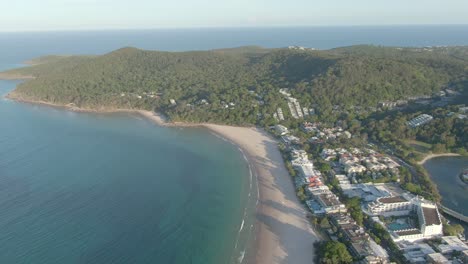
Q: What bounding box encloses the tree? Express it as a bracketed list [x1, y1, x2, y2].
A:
[444, 223, 465, 236]
[318, 241, 353, 264]
[319, 217, 331, 229]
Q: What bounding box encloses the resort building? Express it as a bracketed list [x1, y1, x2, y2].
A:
[368, 196, 413, 217]
[390, 201, 443, 242]
[417, 202, 443, 238]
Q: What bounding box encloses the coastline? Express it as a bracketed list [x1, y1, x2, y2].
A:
[417, 153, 462, 165]
[3, 94, 320, 264]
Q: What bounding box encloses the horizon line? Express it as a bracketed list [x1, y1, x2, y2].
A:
[1, 23, 468, 33]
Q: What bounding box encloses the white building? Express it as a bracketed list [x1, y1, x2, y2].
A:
[398, 241, 435, 264]
[436, 236, 468, 254]
[407, 114, 433, 128]
[390, 200, 443, 242]
[426, 253, 449, 264]
[275, 124, 289, 135]
[417, 202, 443, 238]
[368, 196, 413, 217]
[345, 164, 367, 174]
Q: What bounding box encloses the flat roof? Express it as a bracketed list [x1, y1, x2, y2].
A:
[422, 206, 441, 225]
[318, 193, 341, 207]
[379, 196, 408, 204]
[396, 229, 422, 236]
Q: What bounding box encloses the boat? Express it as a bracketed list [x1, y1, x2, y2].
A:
[460, 168, 468, 184]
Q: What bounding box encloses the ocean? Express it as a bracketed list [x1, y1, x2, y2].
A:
[0, 26, 468, 263]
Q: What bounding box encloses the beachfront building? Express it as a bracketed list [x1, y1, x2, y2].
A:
[291, 150, 320, 178]
[407, 114, 433, 128]
[281, 135, 300, 145]
[315, 192, 347, 214]
[274, 124, 289, 135]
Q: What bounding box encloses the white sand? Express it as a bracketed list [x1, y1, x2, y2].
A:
[204, 124, 320, 264]
[417, 153, 461, 165]
[4, 97, 321, 264]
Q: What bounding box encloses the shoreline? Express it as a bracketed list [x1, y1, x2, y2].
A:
[4, 94, 320, 264]
[417, 153, 462, 165]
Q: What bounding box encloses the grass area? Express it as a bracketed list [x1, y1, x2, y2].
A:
[405, 139, 432, 155]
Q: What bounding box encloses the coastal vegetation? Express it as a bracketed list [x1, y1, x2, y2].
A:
[2, 45, 467, 262]
[314, 241, 353, 264]
[2, 45, 468, 126]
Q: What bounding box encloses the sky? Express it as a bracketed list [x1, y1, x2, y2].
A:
[2, 0, 468, 31]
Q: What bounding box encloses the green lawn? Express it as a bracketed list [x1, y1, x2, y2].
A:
[405, 140, 432, 154]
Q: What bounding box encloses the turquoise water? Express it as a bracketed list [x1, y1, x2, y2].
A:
[424, 156, 468, 236]
[1, 27, 468, 262]
[0, 80, 256, 263]
[387, 222, 411, 231]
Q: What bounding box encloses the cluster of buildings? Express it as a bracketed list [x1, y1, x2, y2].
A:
[120, 91, 161, 99]
[272, 110, 467, 263]
[362, 191, 468, 263]
[447, 105, 468, 120]
[321, 147, 400, 179]
[369, 196, 444, 242]
[337, 178, 468, 263]
[398, 236, 468, 263]
[285, 147, 346, 215]
[284, 146, 392, 263]
[407, 114, 434, 128]
[278, 89, 314, 120]
[378, 100, 408, 109]
[273, 125, 301, 145]
[301, 122, 352, 143]
[328, 213, 390, 263]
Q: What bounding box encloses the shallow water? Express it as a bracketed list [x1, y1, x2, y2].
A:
[0, 80, 255, 263]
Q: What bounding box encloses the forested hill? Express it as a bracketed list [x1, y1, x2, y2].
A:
[2, 45, 468, 125]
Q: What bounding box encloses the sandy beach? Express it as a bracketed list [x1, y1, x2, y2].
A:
[417, 153, 462, 165]
[3, 93, 321, 264]
[204, 124, 320, 264]
[127, 111, 322, 264]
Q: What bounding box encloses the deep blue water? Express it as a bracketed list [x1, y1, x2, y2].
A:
[1, 26, 468, 263]
[0, 80, 256, 263]
[1, 25, 468, 70]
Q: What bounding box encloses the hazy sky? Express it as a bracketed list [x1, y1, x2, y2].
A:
[2, 0, 468, 31]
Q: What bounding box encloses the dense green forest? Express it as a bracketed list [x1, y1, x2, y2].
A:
[2, 45, 468, 125]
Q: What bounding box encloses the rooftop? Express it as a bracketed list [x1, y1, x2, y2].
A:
[318, 193, 342, 207]
[378, 196, 408, 204]
[421, 206, 441, 226]
[395, 229, 422, 236]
